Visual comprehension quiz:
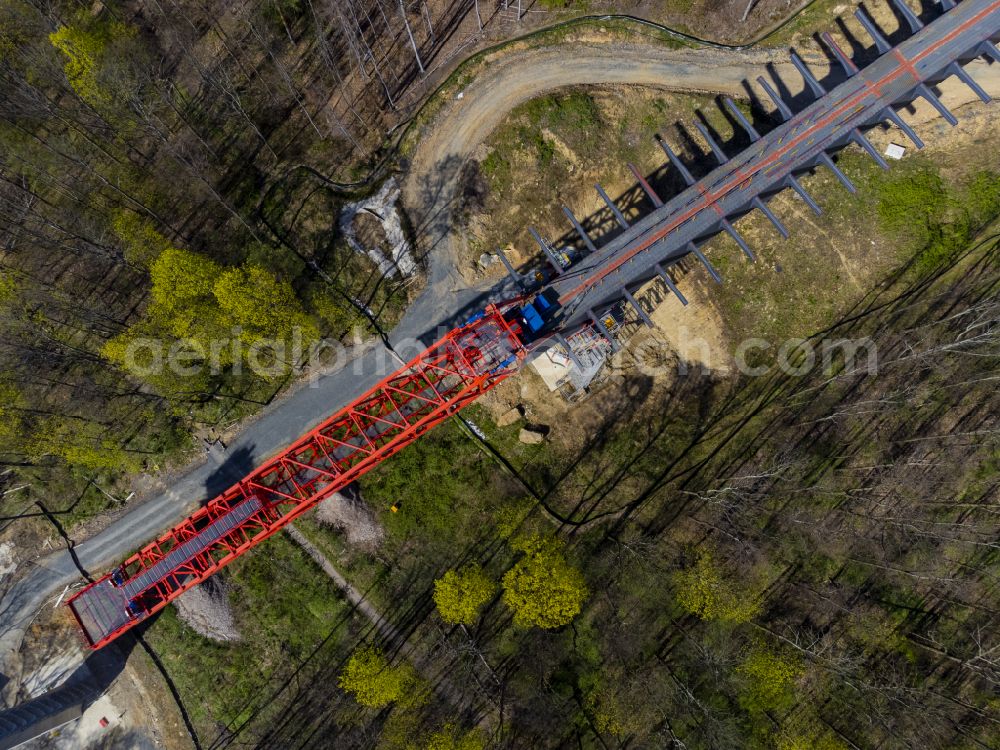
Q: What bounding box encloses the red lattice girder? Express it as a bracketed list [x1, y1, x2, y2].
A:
[68, 306, 524, 649]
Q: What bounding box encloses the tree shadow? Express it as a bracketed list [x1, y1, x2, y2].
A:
[194, 231, 1000, 745]
[0, 635, 137, 748]
[204, 493, 521, 747]
[606, 233, 1000, 545]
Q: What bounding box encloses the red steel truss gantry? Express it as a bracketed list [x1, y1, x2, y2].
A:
[68, 306, 525, 649]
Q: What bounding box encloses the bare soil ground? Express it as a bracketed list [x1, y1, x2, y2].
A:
[7, 605, 191, 750]
[458, 63, 1000, 457]
[478, 269, 729, 457]
[28, 654, 192, 750]
[463, 84, 731, 281]
[644, 278, 732, 373]
[353, 212, 393, 261]
[402, 42, 788, 296]
[464, 73, 998, 292]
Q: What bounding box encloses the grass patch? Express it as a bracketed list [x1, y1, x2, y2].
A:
[848, 153, 1000, 276]
[706, 146, 1000, 346]
[764, 0, 848, 46]
[520, 91, 602, 133]
[145, 531, 357, 736]
[362, 416, 513, 553]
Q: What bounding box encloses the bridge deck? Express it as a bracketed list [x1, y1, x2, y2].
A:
[67, 308, 524, 649]
[545, 0, 1000, 329]
[69, 495, 263, 646]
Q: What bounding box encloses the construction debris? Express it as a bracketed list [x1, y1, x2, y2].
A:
[497, 405, 524, 427]
[527, 327, 613, 397]
[518, 426, 547, 445]
[338, 178, 417, 277]
[174, 578, 240, 642]
[885, 142, 907, 159]
[315, 489, 384, 550]
[0, 541, 16, 580]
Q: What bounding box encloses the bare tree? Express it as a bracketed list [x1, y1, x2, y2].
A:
[397, 0, 425, 74]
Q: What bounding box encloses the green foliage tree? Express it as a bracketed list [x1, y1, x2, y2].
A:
[308, 287, 359, 336]
[338, 646, 416, 709]
[0, 272, 15, 305]
[149, 247, 219, 307]
[432, 564, 496, 625]
[111, 210, 173, 268]
[103, 248, 317, 381]
[736, 644, 803, 715]
[490, 496, 534, 539]
[423, 724, 486, 750]
[672, 550, 761, 624]
[147, 247, 226, 338]
[501, 535, 588, 628]
[213, 264, 318, 345]
[49, 19, 137, 108]
[777, 726, 849, 750]
[584, 674, 636, 739]
[101, 327, 215, 406]
[103, 247, 228, 378]
[28, 417, 142, 473]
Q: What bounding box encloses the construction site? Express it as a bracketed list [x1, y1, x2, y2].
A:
[1, 0, 999, 747]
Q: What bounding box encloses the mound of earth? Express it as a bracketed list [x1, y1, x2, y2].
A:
[314, 490, 384, 550]
[173, 577, 240, 643]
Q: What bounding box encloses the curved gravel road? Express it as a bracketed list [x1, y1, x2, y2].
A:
[401, 44, 796, 295]
[3, 36, 997, 685]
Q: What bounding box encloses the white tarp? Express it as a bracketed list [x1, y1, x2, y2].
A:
[339, 178, 417, 277]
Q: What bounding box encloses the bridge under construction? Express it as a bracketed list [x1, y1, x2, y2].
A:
[69, 0, 1000, 650]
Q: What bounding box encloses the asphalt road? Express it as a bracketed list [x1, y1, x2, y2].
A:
[2, 33, 997, 677]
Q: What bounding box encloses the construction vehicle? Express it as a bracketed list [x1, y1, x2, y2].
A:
[506, 288, 561, 341]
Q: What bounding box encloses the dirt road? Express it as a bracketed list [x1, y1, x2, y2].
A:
[284, 525, 406, 649]
[402, 44, 796, 290]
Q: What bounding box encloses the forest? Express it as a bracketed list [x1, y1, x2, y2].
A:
[0, 0, 471, 529]
[1, 0, 998, 748]
[143, 191, 1000, 749]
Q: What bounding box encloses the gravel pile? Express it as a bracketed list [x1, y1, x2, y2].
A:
[314, 490, 384, 550]
[174, 577, 241, 642]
